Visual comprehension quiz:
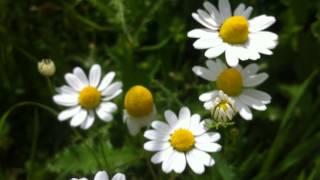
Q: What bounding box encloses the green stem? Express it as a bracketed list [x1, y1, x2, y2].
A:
[147, 159, 157, 180]
[73, 129, 103, 169]
[27, 109, 39, 180]
[46, 77, 54, 94]
[99, 138, 109, 169]
[0, 101, 58, 132]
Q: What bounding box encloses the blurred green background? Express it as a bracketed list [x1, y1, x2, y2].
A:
[0, 0, 320, 179]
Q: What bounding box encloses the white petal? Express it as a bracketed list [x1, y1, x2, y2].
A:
[216, 59, 227, 72]
[101, 82, 123, 96]
[195, 142, 222, 152]
[249, 15, 276, 32]
[96, 107, 113, 122]
[164, 110, 178, 127]
[144, 141, 170, 152]
[190, 120, 206, 136]
[178, 107, 191, 128]
[70, 109, 87, 127]
[89, 64, 101, 87]
[244, 63, 259, 75]
[94, 171, 108, 180]
[187, 28, 218, 39]
[204, 43, 226, 58]
[172, 151, 186, 173]
[192, 66, 217, 81]
[197, 9, 219, 27]
[218, 0, 231, 21]
[206, 60, 219, 74]
[204, 101, 214, 110]
[193, 38, 222, 49]
[233, 3, 245, 16]
[73, 67, 89, 85]
[192, 148, 215, 166]
[65, 73, 84, 91]
[244, 73, 269, 87]
[203, 1, 222, 24]
[161, 149, 176, 173]
[127, 118, 141, 135]
[151, 121, 171, 133]
[235, 98, 253, 120]
[199, 91, 218, 102]
[242, 89, 271, 104]
[189, 114, 201, 130]
[225, 46, 239, 67]
[251, 31, 278, 41]
[239, 94, 267, 111]
[53, 94, 78, 107]
[196, 132, 221, 143]
[192, 13, 217, 30]
[58, 106, 81, 121]
[99, 102, 117, 113]
[242, 7, 253, 19]
[58, 85, 78, 95]
[111, 173, 126, 180]
[151, 147, 173, 164]
[103, 89, 122, 101]
[186, 149, 205, 174]
[144, 130, 169, 141]
[98, 71, 116, 91]
[80, 110, 95, 130]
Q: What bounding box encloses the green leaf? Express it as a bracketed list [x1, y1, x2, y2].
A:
[47, 139, 138, 177]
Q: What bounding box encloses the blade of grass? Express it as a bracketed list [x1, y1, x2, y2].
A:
[257, 70, 318, 178]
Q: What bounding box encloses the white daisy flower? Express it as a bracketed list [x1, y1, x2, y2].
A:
[123, 85, 156, 135]
[188, 0, 278, 67]
[211, 90, 237, 122]
[192, 59, 271, 120]
[144, 107, 221, 174]
[53, 64, 122, 129]
[71, 170, 126, 180]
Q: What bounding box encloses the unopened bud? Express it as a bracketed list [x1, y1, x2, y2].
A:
[38, 58, 56, 77]
[209, 91, 237, 129]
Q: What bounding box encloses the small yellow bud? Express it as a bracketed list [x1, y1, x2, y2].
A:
[38, 58, 56, 77]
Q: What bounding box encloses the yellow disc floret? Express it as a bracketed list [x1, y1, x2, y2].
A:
[217, 100, 229, 112]
[124, 85, 153, 117]
[78, 86, 101, 109]
[216, 68, 243, 96]
[170, 128, 195, 152]
[219, 16, 249, 44]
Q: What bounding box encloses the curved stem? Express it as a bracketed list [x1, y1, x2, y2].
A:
[0, 101, 58, 132]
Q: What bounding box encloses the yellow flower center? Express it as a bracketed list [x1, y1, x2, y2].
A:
[124, 85, 153, 117]
[219, 16, 249, 44]
[217, 101, 229, 112]
[216, 68, 243, 96]
[78, 86, 101, 109]
[170, 129, 195, 152]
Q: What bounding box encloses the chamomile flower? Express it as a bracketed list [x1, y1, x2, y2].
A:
[53, 64, 122, 129]
[123, 85, 156, 135]
[192, 59, 271, 120]
[211, 90, 237, 123]
[188, 0, 278, 66]
[144, 107, 221, 174]
[71, 170, 126, 180]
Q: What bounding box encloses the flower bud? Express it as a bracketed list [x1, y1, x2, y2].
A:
[38, 58, 55, 77]
[209, 91, 237, 128]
